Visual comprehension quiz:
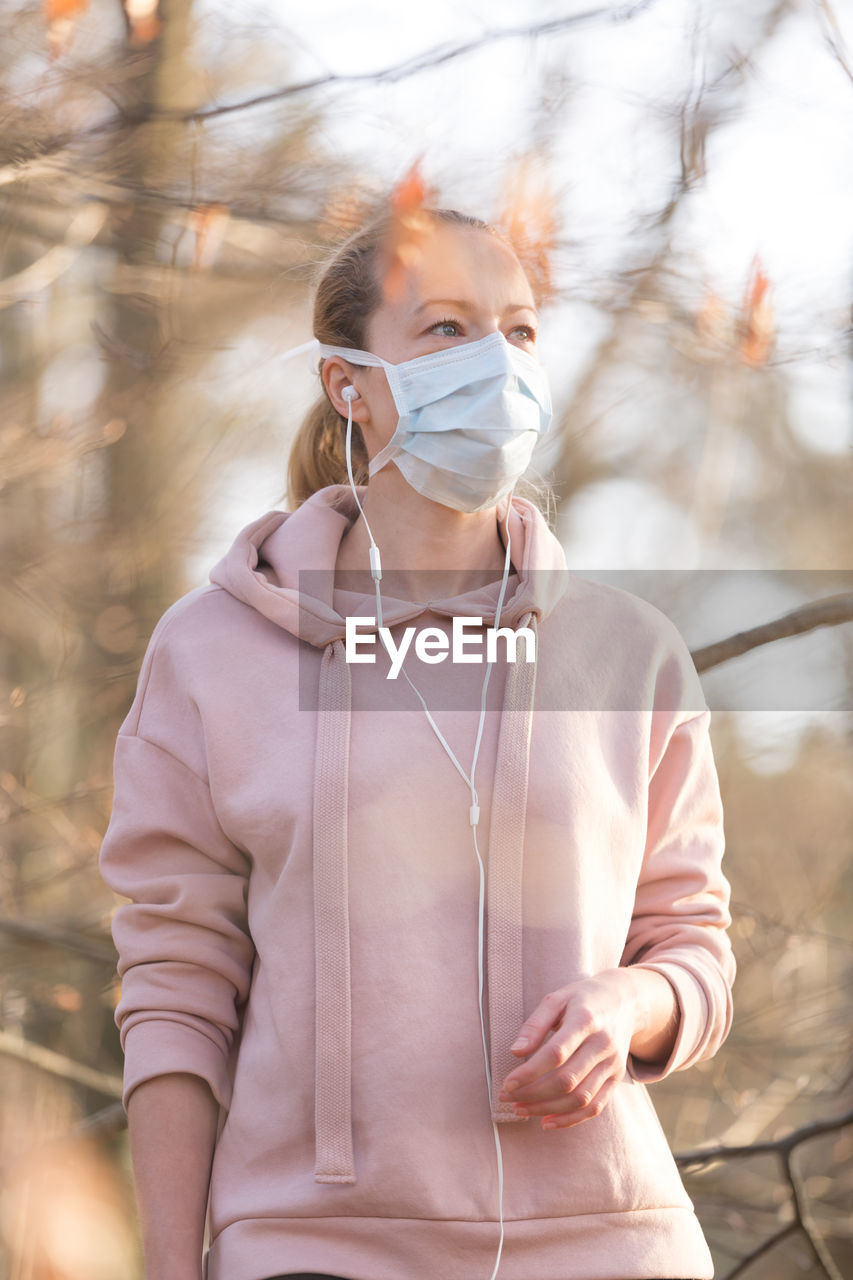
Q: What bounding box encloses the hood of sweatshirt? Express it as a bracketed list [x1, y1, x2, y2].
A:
[208, 483, 571, 1184]
[208, 483, 569, 644]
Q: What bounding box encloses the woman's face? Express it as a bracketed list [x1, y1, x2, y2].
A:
[323, 222, 540, 464]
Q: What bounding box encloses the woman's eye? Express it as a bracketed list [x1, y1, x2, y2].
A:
[426, 318, 535, 342]
[429, 318, 462, 338]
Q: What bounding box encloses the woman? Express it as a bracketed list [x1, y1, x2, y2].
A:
[99, 206, 735, 1280]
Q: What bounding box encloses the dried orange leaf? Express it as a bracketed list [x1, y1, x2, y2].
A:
[50, 984, 83, 1012]
[44, 0, 88, 20]
[187, 203, 230, 270]
[44, 0, 89, 58]
[125, 0, 163, 45]
[390, 157, 430, 215]
[381, 158, 437, 303]
[496, 155, 558, 305]
[738, 256, 774, 367]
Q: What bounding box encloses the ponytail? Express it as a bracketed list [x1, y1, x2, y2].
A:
[286, 395, 370, 510]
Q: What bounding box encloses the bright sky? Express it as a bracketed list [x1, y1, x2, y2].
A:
[196, 0, 853, 513]
[211, 0, 853, 322]
[186, 0, 853, 764]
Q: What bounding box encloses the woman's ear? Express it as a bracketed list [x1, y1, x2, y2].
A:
[322, 357, 366, 420]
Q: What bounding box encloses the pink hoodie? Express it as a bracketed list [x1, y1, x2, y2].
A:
[99, 485, 735, 1280]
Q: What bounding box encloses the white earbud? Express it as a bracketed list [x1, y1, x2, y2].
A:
[342, 385, 359, 402]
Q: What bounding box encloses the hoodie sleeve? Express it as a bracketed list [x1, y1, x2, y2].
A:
[99, 606, 255, 1113]
[620, 622, 735, 1084]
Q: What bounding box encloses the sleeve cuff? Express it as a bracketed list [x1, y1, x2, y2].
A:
[120, 1017, 234, 1113]
[625, 960, 710, 1084]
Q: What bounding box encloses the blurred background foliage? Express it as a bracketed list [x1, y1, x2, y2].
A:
[0, 0, 851, 1277]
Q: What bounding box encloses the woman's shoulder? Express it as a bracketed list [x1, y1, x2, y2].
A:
[128, 582, 270, 710]
[557, 572, 692, 649]
[145, 578, 272, 655]
[548, 573, 707, 715]
[147, 581, 223, 637]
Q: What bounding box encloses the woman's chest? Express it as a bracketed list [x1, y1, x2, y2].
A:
[201, 646, 651, 917]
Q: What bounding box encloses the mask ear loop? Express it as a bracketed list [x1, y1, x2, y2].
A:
[280, 338, 321, 364]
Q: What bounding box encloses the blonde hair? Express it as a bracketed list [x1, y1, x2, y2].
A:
[285, 207, 555, 525]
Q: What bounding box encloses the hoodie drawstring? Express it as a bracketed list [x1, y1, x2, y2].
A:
[311, 614, 538, 1183]
[487, 611, 538, 1121]
[312, 639, 356, 1184]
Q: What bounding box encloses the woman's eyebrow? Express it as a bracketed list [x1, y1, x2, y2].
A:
[414, 298, 539, 318]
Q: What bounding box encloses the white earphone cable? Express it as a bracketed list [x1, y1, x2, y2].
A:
[342, 412, 512, 1280]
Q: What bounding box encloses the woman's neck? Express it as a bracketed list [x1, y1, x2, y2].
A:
[334, 467, 512, 600]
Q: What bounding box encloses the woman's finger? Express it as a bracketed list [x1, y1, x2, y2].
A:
[502, 1054, 614, 1116]
[499, 1033, 611, 1106]
[508, 988, 570, 1059]
[539, 1065, 618, 1129]
[502, 999, 605, 1098]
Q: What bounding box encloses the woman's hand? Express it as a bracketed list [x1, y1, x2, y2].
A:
[498, 967, 680, 1130]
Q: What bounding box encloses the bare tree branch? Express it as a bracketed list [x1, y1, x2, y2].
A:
[814, 0, 853, 87]
[136, 0, 659, 124]
[675, 1107, 853, 1166]
[0, 916, 115, 963]
[0, 1, 657, 187]
[677, 1110, 853, 1279]
[690, 592, 853, 673]
[0, 1030, 123, 1098]
[0, 203, 108, 308]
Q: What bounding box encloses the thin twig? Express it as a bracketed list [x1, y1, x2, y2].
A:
[724, 1221, 799, 1279]
[72, 1100, 127, 1137]
[814, 0, 853, 87]
[788, 1146, 845, 1280]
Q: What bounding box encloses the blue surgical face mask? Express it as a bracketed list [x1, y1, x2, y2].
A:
[317, 330, 552, 513]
